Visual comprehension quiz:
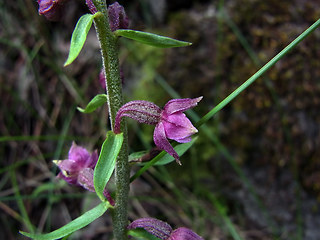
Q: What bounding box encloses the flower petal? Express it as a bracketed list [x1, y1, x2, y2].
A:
[68, 142, 91, 167]
[87, 150, 99, 169]
[38, 0, 65, 21]
[114, 100, 161, 133]
[163, 97, 202, 115]
[108, 2, 129, 32]
[162, 112, 198, 143]
[56, 172, 78, 185]
[78, 168, 115, 205]
[175, 136, 192, 143]
[77, 168, 95, 192]
[154, 122, 180, 164]
[54, 159, 78, 172]
[128, 218, 172, 240]
[168, 227, 204, 240]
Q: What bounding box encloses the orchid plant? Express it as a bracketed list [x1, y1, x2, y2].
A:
[20, 0, 320, 239]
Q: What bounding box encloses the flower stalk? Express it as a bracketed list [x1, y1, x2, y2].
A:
[92, 0, 129, 239]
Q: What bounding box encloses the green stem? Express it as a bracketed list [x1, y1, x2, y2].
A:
[92, 1, 129, 239]
[196, 17, 320, 128]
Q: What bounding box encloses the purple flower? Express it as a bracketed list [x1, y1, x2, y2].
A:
[128, 218, 172, 240]
[53, 142, 114, 204]
[108, 2, 129, 31]
[114, 97, 202, 164]
[168, 227, 204, 240]
[54, 142, 98, 185]
[37, 0, 66, 21]
[127, 218, 203, 240]
[154, 97, 202, 164]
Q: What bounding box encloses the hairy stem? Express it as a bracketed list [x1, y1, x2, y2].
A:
[92, 1, 129, 239]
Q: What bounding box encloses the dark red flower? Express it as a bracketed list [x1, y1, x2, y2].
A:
[37, 0, 66, 21]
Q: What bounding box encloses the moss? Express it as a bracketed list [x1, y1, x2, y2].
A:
[159, 0, 320, 197]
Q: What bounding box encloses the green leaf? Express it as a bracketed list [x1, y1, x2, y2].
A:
[94, 131, 123, 201]
[128, 150, 148, 162]
[77, 94, 108, 113]
[127, 228, 161, 240]
[149, 137, 198, 166]
[20, 202, 110, 240]
[115, 29, 192, 48]
[64, 14, 94, 66]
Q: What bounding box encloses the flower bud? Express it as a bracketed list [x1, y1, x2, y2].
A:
[108, 2, 129, 31]
[114, 100, 162, 133]
[85, 0, 97, 14]
[168, 227, 204, 240]
[128, 218, 172, 240]
[37, 0, 66, 21]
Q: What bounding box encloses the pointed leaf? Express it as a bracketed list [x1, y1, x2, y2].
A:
[94, 131, 123, 201]
[127, 229, 162, 240]
[77, 94, 108, 113]
[20, 202, 110, 240]
[115, 29, 192, 48]
[64, 14, 94, 66]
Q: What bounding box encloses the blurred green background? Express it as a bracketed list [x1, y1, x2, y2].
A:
[1, 0, 320, 239]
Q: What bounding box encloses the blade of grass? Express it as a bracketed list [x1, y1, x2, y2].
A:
[196, 17, 320, 128]
[10, 169, 35, 233]
[0, 135, 87, 142]
[0, 193, 95, 202]
[203, 189, 244, 240]
[220, 11, 304, 239]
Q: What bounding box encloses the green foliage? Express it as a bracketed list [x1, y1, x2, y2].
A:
[64, 14, 95, 66]
[20, 202, 110, 240]
[94, 131, 123, 202]
[115, 29, 192, 48]
[77, 94, 108, 113]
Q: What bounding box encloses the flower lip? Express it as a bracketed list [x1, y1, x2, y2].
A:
[153, 121, 180, 164]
